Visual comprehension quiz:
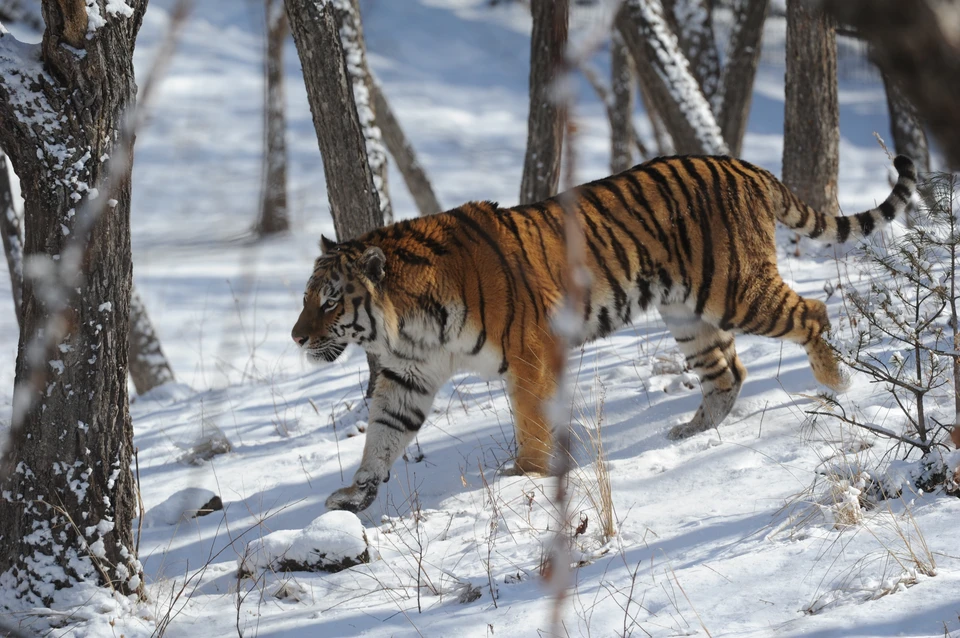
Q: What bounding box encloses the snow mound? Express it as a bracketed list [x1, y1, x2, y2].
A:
[141, 487, 222, 527]
[238, 511, 370, 575]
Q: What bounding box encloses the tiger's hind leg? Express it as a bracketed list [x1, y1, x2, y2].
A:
[734, 272, 848, 391]
[663, 312, 747, 440]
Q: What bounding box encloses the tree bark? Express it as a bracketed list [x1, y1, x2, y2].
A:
[824, 0, 960, 170]
[518, 0, 568, 205]
[882, 72, 930, 174]
[255, 0, 290, 236]
[370, 79, 443, 217]
[782, 0, 839, 216]
[573, 58, 648, 170]
[0, 0, 145, 601]
[128, 288, 175, 394]
[617, 0, 728, 155]
[717, 0, 768, 157]
[328, 0, 392, 225]
[610, 31, 638, 172]
[662, 0, 722, 105]
[285, 0, 384, 394]
[0, 152, 23, 328]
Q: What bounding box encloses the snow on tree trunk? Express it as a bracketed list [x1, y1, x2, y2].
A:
[0, 151, 23, 328]
[717, 0, 768, 157]
[663, 0, 721, 106]
[0, 0, 146, 602]
[256, 0, 290, 236]
[610, 30, 636, 173]
[285, 0, 384, 394]
[825, 0, 960, 170]
[882, 73, 930, 174]
[518, 0, 568, 205]
[128, 288, 175, 395]
[618, 0, 727, 156]
[370, 79, 443, 217]
[328, 0, 392, 225]
[782, 0, 839, 216]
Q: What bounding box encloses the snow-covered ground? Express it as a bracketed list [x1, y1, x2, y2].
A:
[0, 1, 958, 636]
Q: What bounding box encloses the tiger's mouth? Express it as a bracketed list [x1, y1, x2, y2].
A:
[308, 340, 346, 363]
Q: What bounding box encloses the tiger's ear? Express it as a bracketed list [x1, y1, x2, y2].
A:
[320, 235, 338, 255]
[357, 247, 386, 284]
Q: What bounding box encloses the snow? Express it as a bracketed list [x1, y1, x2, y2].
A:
[238, 510, 369, 575]
[0, 0, 957, 637]
[141, 487, 219, 527]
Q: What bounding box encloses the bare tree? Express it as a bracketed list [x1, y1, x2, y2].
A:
[782, 0, 839, 217]
[370, 79, 443, 217]
[825, 0, 960, 169]
[0, 0, 147, 601]
[327, 0, 392, 225]
[285, 0, 385, 394]
[519, 0, 568, 205]
[610, 31, 638, 172]
[0, 152, 23, 328]
[882, 73, 930, 174]
[128, 289, 176, 394]
[717, 0, 769, 157]
[662, 0, 722, 104]
[617, 0, 728, 155]
[255, 0, 290, 236]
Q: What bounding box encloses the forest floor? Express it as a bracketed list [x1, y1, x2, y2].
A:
[0, 1, 958, 637]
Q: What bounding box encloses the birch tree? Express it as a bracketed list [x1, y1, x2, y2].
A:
[0, 0, 147, 601]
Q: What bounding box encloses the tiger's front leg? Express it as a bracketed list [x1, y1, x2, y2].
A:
[326, 368, 440, 512]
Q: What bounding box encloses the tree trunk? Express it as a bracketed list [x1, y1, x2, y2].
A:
[882, 72, 930, 174]
[285, 0, 385, 394]
[128, 288, 175, 394]
[255, 0, 290, 236]
[782, 0, 839, 216]
[824, 0, 960, 170]
[663, 0, 722, 105]
[618, 0, 727, 155]
[518, 0, 568, 205]
[610, 31, 637, 172]
[327, 0, 392, 225]
[574, 58, 648, 170]
[370, 79, 443, 217]
[0, 0, 146, 602]
[0, 151, 23, 328]
[717, 0, 768, 157]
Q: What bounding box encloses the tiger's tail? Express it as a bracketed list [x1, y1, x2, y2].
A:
[777, 155, 917, 243]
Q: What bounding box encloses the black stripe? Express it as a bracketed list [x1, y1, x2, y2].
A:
[384, 408, 425, 431]
[835, 216, 851, 243]
[380, 368, 429, 395]
[856, 211, 875, 235]
[593, 180, 653, 274]
[597, 306, 613, 337]
[372, 417, 407, 433]
[394, 247, 432, 266]
[688, 158, 719, 316]
[879, 200, 897, 220]
[702, 367, 729, 383]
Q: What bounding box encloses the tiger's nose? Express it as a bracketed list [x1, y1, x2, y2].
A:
[292, 330, 308, 347]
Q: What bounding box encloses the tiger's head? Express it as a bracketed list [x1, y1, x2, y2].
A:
[292, 235, 386, 363]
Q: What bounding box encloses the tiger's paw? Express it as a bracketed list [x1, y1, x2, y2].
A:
[325, 477, 380, 513]
[667, 421, 711, 441]
[500, 458, 550, 477]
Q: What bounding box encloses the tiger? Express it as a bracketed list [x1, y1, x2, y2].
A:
[292, 154, 917, 513]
